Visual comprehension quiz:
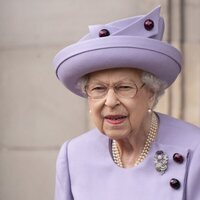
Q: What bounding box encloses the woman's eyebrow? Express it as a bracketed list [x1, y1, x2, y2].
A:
[88, 79, 139, 86]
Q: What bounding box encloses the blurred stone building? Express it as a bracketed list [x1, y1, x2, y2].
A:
[0, 0, 199, 199]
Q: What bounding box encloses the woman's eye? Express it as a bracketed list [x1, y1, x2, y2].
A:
[91, 86, 106, 91]
[118, 85, 133, 90]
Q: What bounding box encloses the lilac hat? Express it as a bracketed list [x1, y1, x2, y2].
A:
[53, 6, 182, 97]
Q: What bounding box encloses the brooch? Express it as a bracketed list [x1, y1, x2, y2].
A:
[154, 150, 168, 175]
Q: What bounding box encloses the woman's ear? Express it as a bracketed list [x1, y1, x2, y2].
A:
[148, 91, 156, 109]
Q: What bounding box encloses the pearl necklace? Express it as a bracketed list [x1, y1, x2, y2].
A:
[112, 112, 158, 168]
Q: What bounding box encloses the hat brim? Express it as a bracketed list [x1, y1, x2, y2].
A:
[54, 36, 182, 97]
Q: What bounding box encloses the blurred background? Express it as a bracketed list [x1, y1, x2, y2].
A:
[0, 0, 199, 199]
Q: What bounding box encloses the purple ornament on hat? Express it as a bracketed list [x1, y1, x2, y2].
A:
[144, 19, 154, 31]
[99, 29, 110, 37]
[53, 6, 182, 97]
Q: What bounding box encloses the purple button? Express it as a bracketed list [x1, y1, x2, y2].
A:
[170, 178, 181, 190]
[173, 153, 184, 164]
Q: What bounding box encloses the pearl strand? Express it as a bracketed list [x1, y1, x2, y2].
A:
[112, 140, 124, 168]
[112, 112, 158, 168]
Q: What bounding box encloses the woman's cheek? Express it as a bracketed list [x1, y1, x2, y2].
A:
[90, 112, 103, 132]
[88, 100, 104, 131]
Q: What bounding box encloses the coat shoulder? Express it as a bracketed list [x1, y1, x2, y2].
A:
[66, 129, 108, 155]
[158, 113, 200, 149]
[69, 128, 106, 145]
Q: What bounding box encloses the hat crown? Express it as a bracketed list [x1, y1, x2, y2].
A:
[80, 6, 164, 41]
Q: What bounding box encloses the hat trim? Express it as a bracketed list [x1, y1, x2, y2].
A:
[56, 45, 181, 79]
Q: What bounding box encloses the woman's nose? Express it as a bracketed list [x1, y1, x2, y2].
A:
[104, 89, 120, 108]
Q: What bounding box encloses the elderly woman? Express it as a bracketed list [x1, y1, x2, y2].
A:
[53, 6, 200, 200]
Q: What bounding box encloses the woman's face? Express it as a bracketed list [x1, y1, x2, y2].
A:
[87, 68, 154, 140]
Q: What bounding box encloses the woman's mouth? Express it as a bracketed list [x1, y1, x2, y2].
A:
[104, 115, 127, 125]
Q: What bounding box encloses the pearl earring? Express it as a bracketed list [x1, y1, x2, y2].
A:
[148, 108, 152, 113]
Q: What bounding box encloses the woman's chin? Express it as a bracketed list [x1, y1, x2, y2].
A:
[102, 128, 130, 140]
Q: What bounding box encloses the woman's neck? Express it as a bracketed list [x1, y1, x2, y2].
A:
[113, 112, 155, 168]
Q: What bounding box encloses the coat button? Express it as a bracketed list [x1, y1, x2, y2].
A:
[173, 153, 184, 164]
[144, 19, 154, 31]
[170, 178, 181, 189]
[99, 29, 110, 37]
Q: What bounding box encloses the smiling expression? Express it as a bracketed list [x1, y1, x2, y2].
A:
[87, 68, 154, 140]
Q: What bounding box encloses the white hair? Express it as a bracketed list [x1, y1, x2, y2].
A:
[76, 75, 89, 97]
[141, 72, 167, 108]
[77, 70, 167, 108]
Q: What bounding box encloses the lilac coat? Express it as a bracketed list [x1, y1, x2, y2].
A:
[55, 113, 200, 200]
